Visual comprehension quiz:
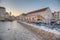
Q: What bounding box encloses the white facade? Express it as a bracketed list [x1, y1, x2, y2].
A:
[0, 7, 6, 20]
[26, 7, 53, 23]
[43, 8, 52, 23]
[53, 11, 60, 21]
[19, 14, 27, 21]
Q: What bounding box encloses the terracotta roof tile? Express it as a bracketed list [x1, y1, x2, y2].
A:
[27, 7, 49, 14]
[0, 7, 5, 9]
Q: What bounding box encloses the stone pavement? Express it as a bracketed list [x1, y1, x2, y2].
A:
[15, 23, 42, 40]
[0, 21, 42, 40]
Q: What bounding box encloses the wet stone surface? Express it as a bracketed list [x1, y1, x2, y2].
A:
[0, 21, 41, 40]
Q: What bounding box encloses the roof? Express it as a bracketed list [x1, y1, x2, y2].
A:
[27, 7, 49, 14]
[0, 7, 5, 9]
[21, 13, 27, 16]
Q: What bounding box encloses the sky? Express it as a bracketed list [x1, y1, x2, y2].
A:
[0, 0, 60, 16]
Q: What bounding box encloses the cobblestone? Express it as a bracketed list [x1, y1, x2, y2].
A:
[0, 21, 41, 40]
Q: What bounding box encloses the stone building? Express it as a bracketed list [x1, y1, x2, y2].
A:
[18, 13, 27, 21]
[52, 11, 60, 22]
[0, 7, 13, 21]
[53, 11, 60, 20]
[25, 7, 53, 23]
[0, 7, 6, 20]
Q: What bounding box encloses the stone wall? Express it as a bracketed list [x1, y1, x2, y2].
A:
[19, 22, 60, 40]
